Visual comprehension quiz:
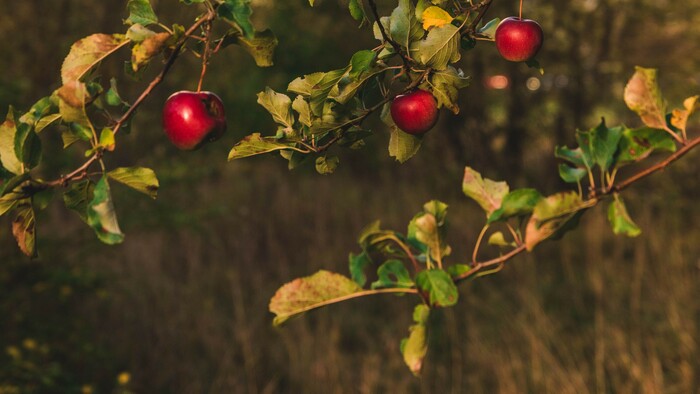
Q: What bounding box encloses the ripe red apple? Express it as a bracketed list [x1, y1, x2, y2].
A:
[390, 89, 439, 135]
[162, 91, 227, 150]
[494, 17, 544, 62]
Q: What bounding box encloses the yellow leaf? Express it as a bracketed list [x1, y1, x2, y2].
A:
[422, 6, 453, 30]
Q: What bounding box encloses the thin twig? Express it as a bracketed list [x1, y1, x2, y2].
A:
[46, 11, 217, 188]
[367, 0, 411, 68]
[454, 133, 700, 284]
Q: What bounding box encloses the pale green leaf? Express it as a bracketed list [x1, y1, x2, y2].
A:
[382, 103, 422, 163]
[108, 167, 159, 199]
[233, 29, 278, 67]
[608, 194, 641, 237]
[428, 66, 469, 114]
[269, 270, 362, 326]
[257, 88, 294, 128]
[525, 191, 589, 251]
[228, 133, 297, 160]
[410, 24, 461, 70]
[462, 167, 509, 216]
[401, 304, 430, 376]
[315, 155, 339, 175]
[86, 177, 124, 245]
[0, 107, 23, 174]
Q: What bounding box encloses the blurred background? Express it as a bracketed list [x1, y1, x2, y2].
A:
[1, 0, 699, 392]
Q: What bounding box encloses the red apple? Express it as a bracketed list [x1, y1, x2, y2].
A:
[390, 89, 439, 135]
[162, 91, 227, 150]
[494, 17, 544, 62]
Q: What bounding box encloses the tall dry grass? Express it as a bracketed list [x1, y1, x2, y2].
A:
[15, 145, 693, 393]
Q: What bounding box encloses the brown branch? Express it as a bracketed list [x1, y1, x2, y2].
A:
[454, 134, 700, 284]
[45, 11, 217, 188]
[465, 0, 494, 33]
[611, 136, 700, 193]
[314, 68, 431, 153]
[366, 0, 411, 68]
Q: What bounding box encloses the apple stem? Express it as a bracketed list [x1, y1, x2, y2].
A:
[197, 20, 214, 92]
[519, 0, 523, 19]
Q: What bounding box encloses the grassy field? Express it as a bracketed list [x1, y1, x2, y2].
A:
[3, 146, 697, 393]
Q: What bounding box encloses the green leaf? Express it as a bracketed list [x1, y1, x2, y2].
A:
[12, 201, 37, 258]
[525, 191, 589, 251]
[99, 127, 115, 151]
[86, 177, 124, 245]
[61, 34, 128, 84]
[477, 18, 500, 39]
[309, 69, 348, 117]
[125, 0, 158, 26]
[0, 173, 31, 198]
[19, 96, 58, 127]
[410, 24, 461, 70]
[108, 167, 159, 199]
[63, 180, 94, 223]
[0, 107, 23, 174]
[269, 270, 362, 326]
[228, 133, 297, 160]
[105, 78, 128, 107]
[607, 194, 641, 237]
[13, 122, 41, 170]
[232, 29, 278, 67]
[428, 66, 470, 114]
[257, 87, 294, 129]
[558, 164, 588, 183]
[577, 119, 623, 172]
[390, 0, 424, 49]
[382, 103, 422, 163]
[371, 260, 414, 289]
[415, 269, 458, 307]
[462, 167, 509, 216]
[0, 192, 22, 217]
[487, 232, 513, 247]
[348, 0, 365, 21]
[36, 114, 61, 133]
[315, 155, 339, 175]
[349, 251, 372, 287]
[288, 73, 326, 97]
[616, 126, 676, 166]
[401, 304, 430, 376]
[487, 188, 542, 224]
[624, 67, 668, 130]
[218, 0, 255, 39]
[555, 145, 588, 168]
[349, 50, 377, 80]
[292, 96, 312, 127]
[446, 264, 471, 279]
